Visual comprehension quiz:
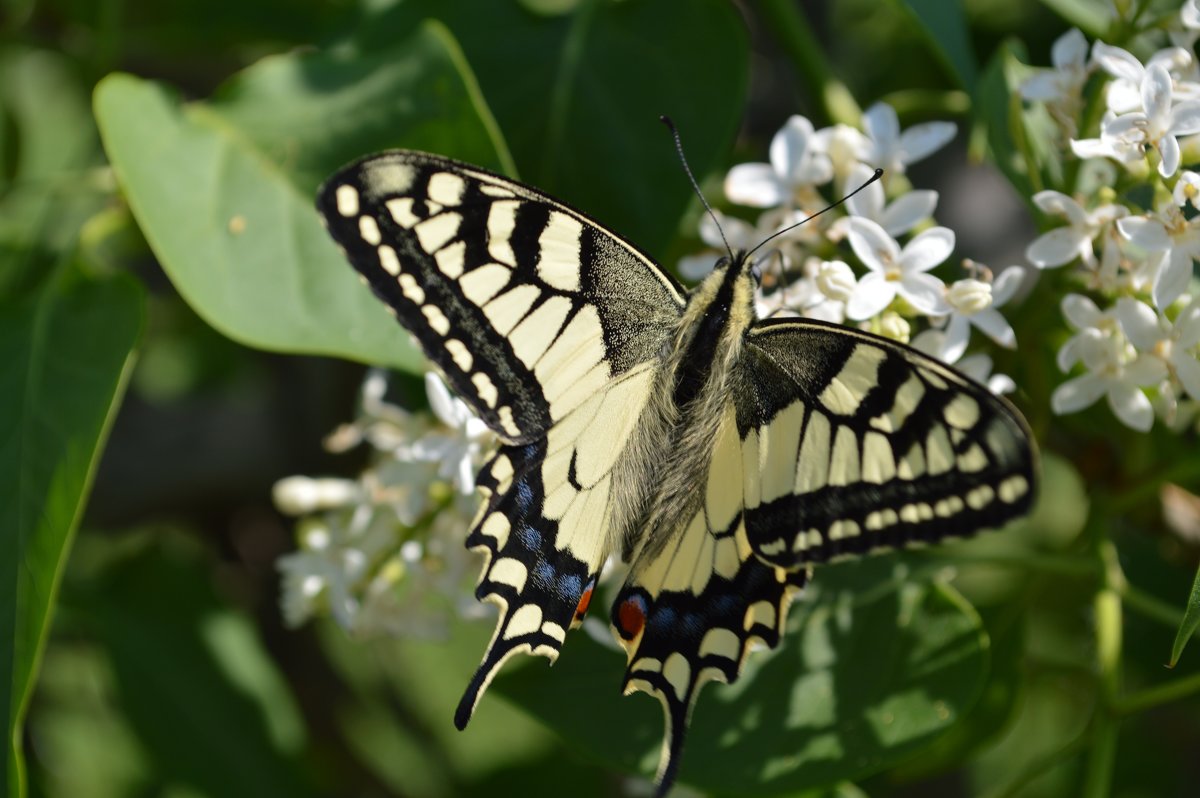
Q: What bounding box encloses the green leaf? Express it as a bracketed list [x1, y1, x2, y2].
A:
[78, 541, 313, 798]
[1036, 0, 1109, 38]
[494, 555, 987, 794]
[94, 21, 509, 372]
[1169, 561, 1200, 668]
[0, 46, 104, 297]
[891, 0, 977, 90]
[0, 269, 142, 798]
[362, 0, 749, 256]
[977, 39, 1038, 203]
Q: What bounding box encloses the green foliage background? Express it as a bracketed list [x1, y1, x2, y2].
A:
[3, 0, 1200, 796]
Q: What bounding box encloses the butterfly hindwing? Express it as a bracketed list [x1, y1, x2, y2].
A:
[316, 151, 685, 442]
[457, 361, 662, 726]
[610, 408, 810, 790]
[737, 319, 1036, 568]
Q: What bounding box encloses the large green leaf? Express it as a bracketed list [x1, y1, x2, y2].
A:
[0, 270, 142, 798]
[891, 0, 977, 90]
[359, 0, 749, 257]
[977, 39, 1038, 204]
[76, 541, 312, 798]
[495, 554, 988, 794]
[94, 21, 509, 372]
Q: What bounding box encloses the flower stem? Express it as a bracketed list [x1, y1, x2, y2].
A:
[1114, 671, 1200, 717]
[1082, 535, 1124, 798]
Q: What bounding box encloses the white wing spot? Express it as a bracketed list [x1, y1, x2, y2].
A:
[358, 215, 382, 245]
[444, 338, 474, 372]
[386, 197, 420, 228]
[459, 263, 511, 305]
[421, 304, 451, 336]
[335, 184, 359, 216]
[398, 274, 425, 304]
[487, 200, 520, 266]
[427, 172, 466, 206]
[504, 603, 543, 639]
[490, 557, 528, 592]
[435, 240, 467, 279]
[537, 211, 583, 292]
[378, 244, 400, 276]
[415, 212, 461, 253]
[472, 372, 499, 408]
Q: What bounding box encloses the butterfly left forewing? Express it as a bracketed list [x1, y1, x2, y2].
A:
[737, 318, 1036, 569]
[316, 151, 685, 442]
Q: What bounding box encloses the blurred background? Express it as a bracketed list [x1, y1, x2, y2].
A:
[6, 0, 1200, 796]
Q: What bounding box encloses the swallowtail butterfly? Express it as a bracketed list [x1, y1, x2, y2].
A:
[316, 150, 1036, 795]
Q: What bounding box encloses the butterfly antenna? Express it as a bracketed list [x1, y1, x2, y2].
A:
[660, 115, 735, 263]
[744, 167, 884, 263]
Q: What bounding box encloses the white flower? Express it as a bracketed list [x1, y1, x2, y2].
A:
[1175, 0, 1200, 49]
[1025, 190, 1127, 269]
[1021, 28, 1090, 105]
[844, 217, 953, 319]
[273, 477, 362, 516]
[1174, 169, 1200, 211]
[1057, 293, 1119, 371]
[1116, 205, 1200, 308]
[957, 353, 1017, 396]
[939, 266, 1023, 362]
[812, 123, 871, 181]
[1051, 325, 1167, 431]
[755, 257, 852, 324]
[725, 115, 833, 207]
[401, 373, 493, 494]
[1070, 110, 1145, 165]
[1100, 62, 1200, 176]
[859, 102, 956, 175]
[830, 163, 937, 239]
[1093, 43, 1199, 113]
[1117, 296, 1200, 399]
[678, 210, 792, 282]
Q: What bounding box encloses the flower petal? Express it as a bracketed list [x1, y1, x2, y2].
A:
[1053, 28, 1088, 68]
[900, 226, 955, 272]
[1176, 303, 1200, 348]
[845, 272, 896, 320]
[1157, 132, 1181, 177]
[970, 308, 1017, 348]
[1142, 63, 1174, 124]
[1052, 373, 1107, 414]
[1062, 293, 1104, 329]
[1026, 227, 1089, 267]
[1117, 216, 1172, 250]
[1107, 384, 1155, 431]
[1153, 248, 1194, 308]
[1124, 354, 1169, 384]
[425, 372, 461, 427]
[1032, 189, 1082, 219]
[844, 163, 884, 219]
[1170, 101, 1200, 136]
[880, 190, 938, 237]
[992, 266, 1026, 306]
[678, 253, 717, 282]
[941, 314, 971, 362]
[1093, 42, 1145, 83]
[863, 102, 899, 151]
[1116, 297, 1162, 351]
[900, 272, 950, 314]
[1175, 352, 1200, 400]
[770, 115, 817, 184]
[845, 217, 900, 272]
[899, 121, 957, 165]
[725, 163, 788, 207]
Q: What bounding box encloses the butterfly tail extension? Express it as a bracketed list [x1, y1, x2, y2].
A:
[738, 320, 1037, 569]
[612, 513, 810, 795]
[455, 439, 604, 729]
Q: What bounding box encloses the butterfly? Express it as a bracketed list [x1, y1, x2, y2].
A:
[316, 150, 1036, 795]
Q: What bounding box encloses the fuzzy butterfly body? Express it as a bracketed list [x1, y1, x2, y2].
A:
[316, 150, 1036, 795]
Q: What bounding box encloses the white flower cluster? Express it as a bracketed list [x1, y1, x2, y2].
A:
[1021, 3, 1200, 431]
[273, 370, 493, 637]
[679, 102, 1024, 394]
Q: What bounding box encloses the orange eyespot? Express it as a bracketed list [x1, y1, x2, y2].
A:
[616, 594, 648, 640]
[574, 586, 593, 620]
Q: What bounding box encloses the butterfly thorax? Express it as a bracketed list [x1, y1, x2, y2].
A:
[612, 254, 758, 561]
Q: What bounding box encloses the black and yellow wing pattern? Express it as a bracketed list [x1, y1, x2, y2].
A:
[316, 150, 1036, 796]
